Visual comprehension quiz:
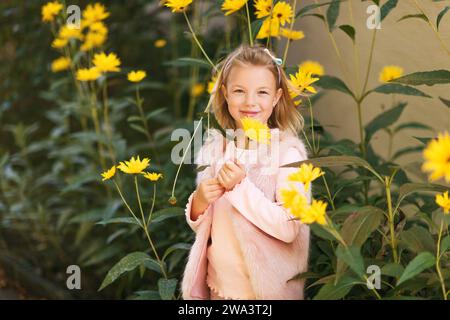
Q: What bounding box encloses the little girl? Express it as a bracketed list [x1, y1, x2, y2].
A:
[181, 44, 311, 300]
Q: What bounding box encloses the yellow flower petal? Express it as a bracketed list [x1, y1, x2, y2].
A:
[117, 156, 150, 174]
[101, 165, 116, 181]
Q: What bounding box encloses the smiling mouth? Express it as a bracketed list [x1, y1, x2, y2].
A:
[240, 111, 259, 116]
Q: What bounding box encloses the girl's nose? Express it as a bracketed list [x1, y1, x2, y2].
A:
[245, 93, 257, 107]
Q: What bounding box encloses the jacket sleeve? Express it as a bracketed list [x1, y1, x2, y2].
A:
[184, 131, 225, 233]
[223, 147, 311, 243]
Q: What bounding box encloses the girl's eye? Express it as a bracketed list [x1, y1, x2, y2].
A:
[259, 91, 268, 95]
[234, 89, 244, 93]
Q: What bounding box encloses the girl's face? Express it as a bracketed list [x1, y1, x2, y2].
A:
[221, 64, 283, 129]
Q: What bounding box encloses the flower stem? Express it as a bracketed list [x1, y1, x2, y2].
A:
[147, 183, 157, 227]
[282, 0, 298, 67]
[385, 175, 398, 263]
[245, 1, 253, 46]
[436, 219, 448, 300]
[113, 180, 143, 228]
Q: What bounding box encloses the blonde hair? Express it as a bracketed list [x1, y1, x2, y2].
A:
[211, 44, 304, 136]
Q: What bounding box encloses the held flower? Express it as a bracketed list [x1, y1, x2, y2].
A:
[101, 165, 116, 181]
[280, 184, 309, 217]
[241, 117, 271, 144]
[300, 199, 328, 225]
[422, 131, 450, 183]
[117, 156, 150, 174]
[128, 70, 147, 82]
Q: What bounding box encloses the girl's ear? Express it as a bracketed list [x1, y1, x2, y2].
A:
[221, 84, 228, 101]
[273, 88, 283, 107]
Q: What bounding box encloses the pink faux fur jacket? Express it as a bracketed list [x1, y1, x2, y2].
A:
[181, 128, 311, 300]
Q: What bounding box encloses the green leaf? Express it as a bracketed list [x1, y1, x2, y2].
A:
[336, 245, 365, 277]
[395, 183, 449, 213]
[316, 75, 355, 98]
[158, 278, 178, 300]
[394, 122, 433, 133]
[399, 226, 435, 254]
[296, 1, 335, 18]
[397, 14, 428, 23]
[391, 70, 450, 86]
[99, 252, 158, 291]
[365, 102, 407, 144]
[313, 275, 360, 300]
[381, 263, 404, 278]
[151, 207, 185, 224]
[162, 243, 191, 261]
[397, 252, 435, 286]
[340, 206, 384, 246]
[439, 96, 450, 108]
[129, 123, 148, 136]
[437, 6, 450, 30]
[163, 57, 211, 69]
[339, 24, 355, 42]
[96, 217, 141, 226]
[441, 236, 450, 254]
[391, 146, 423, 161]
[380, 0, 398, 21]
[326, 0, 340, 32]
[372, 83, 431, 98]
[133, 290, 161, 300]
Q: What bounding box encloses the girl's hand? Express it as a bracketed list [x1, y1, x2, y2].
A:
[217, 159, 246, 191]
[191, 178, 225, 219]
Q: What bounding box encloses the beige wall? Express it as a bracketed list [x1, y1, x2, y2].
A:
[283, 0, 450, 165]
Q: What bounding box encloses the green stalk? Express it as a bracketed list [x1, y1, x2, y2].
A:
[113, 180, 142, 228]
[282, 0, 298, 67]
[245, 1, 253, 46]
[436, 220, 448, 300]
[384, 175, 398, 263]
[147, 183, 157, 227]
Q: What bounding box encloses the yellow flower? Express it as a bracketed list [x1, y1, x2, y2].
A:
[191, 83, 205, 97]
[299, 60, 324, 76]
[254, 0, 272, 19]
[154, 39, 167, 48]
[272, 1, 293, 26]
[379, 65, 403, 83]
[207, 75, 218, 94]
[101, 165, 116, 181]
[93, 52, 121, 73]
[280, 28, 304, 41]
[42, 1, 63, 22]
[51, 56, 71, 72]
[221, 0, 249, 16]
[300, 200, 328, 225]
[289, 68, 320, 94]
[117, 156, 150, 174]
[51, 38, 68, 49]
[58, 25, 83, 41]
[280, 184, 309, 217]
[241, 117, 271, 144]
[128, 70, 147, 82]
[76, 67, 101, 81]
[82, 3, 110, 27]
[436, 191, 450, 214]
[164, 0, 193, 13]
[142, 172, 163, 182]
[288, 163, 324, 191]
[422, 131, 450, 183]
[256, 16, 280, 39]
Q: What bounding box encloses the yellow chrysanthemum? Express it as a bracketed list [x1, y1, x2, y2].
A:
[289, 68, 320, 94]
[101, 165, 116, 181]
[272, 1, 293, 26]
[128, 70, 147, 82]
[256, 16, 280, 39]
[51, 38, 68, 49]
[93, 52, 121, 73]
[82, 3, 110, 27]
[280, 184, 309, 217]
[280, 28, 304, 41]
[379, 65, 403, 83]
[254, 0, 272, 19]
[436, 191, 450, 214]
[142, 172, 163, 182]
[58, 25, 83, 41]
[191, 83, 205, 97]
[164, 0, 193, 13]
[221, 0, 249, 16]
[41, 1, 63, 22]
[207, 75, 218, 94]
[154, 39, 167, 48]
[76, 67, 101, 81]
[299, 60, 325, 76]
[117, 156, 150, 174]
[288, 163, 325, 191]
[51, 56, 71, 72]
[241, 117, 271, 144]
[422, 131, 450, 183]
[300, 200, 328, 225]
